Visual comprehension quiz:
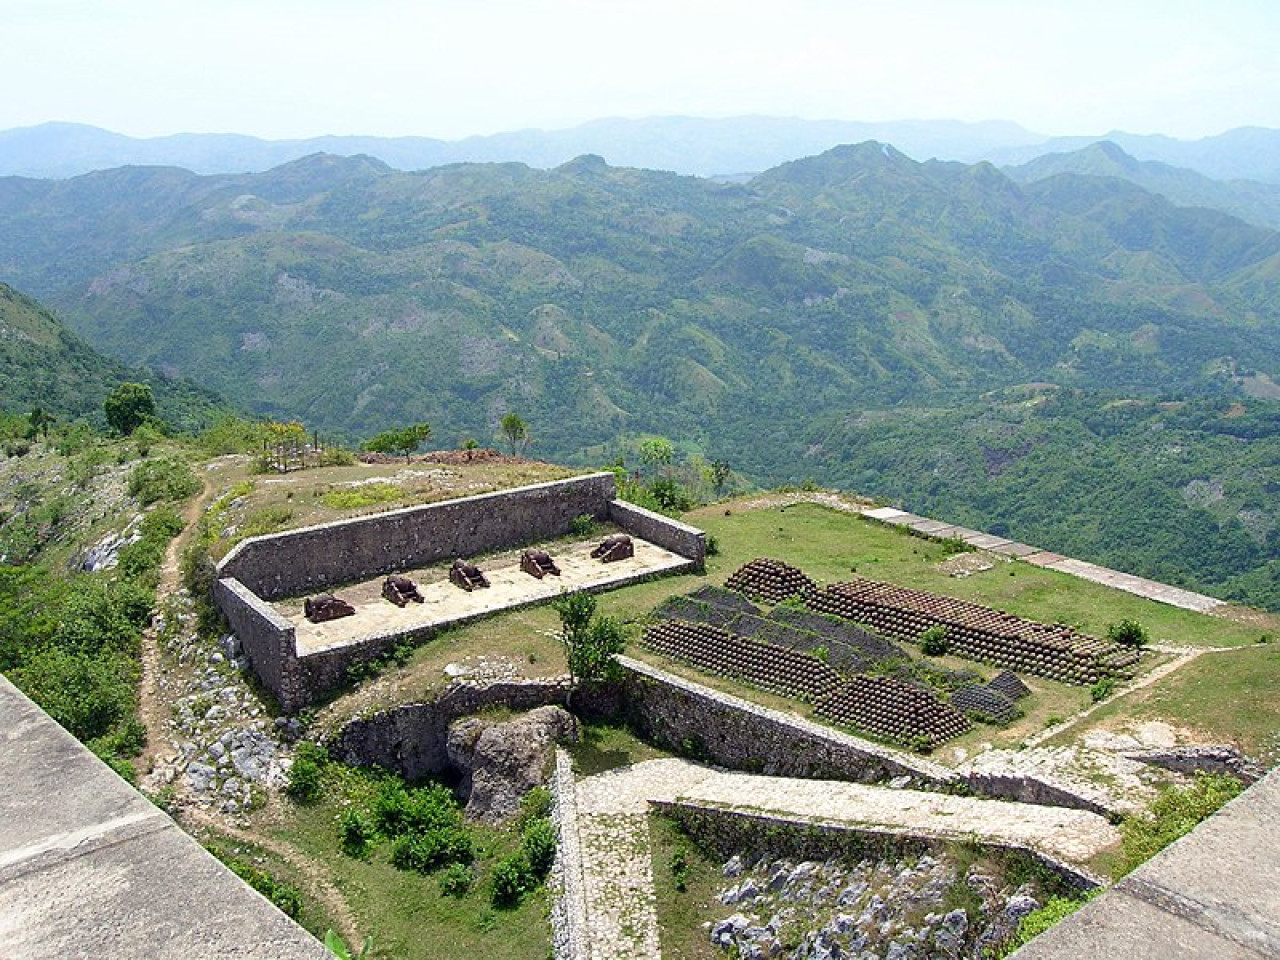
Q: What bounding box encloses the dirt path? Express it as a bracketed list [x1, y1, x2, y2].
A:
[181, 802, 363, 947]
[137, 473, 216, 773]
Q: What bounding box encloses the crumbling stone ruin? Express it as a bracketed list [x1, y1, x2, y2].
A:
[520, 549, 560, 579]
[591, 533, 634, 563]
[449, 558, 490, 591]
[303, 593, 355, 623]
[381, 574, 424, 607]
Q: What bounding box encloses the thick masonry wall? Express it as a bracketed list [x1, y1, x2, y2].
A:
[213, 578, 299, 706]
[218, 473, 618, 601]
[616, 656, 958, 788]
[607, 499, 706, 569]
[652, 800, 1100, 892]
[330, 679, 569, 779]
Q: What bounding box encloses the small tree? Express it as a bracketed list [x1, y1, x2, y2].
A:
[104, 382, 155, 436]
[552, 591, 624, 700]
[1107, 618, 1148, 649]
[709, 459, 731, 498]
[499, 412, 530, 456]
[639, 435, 674, 478]
[27, 406, 55, 441]
[363, 423, 432, 463]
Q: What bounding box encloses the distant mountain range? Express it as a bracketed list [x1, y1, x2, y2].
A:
[2, 143, 1279, 607]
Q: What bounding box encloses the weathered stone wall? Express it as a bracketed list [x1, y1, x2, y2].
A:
[617, 656, 958, 789]
[652, 800, 1100, 891]
[608, 499, 707, 570]
[329, 678, 569, 779]
[218, 473, 618, 600]
[213, 578, 301, 708]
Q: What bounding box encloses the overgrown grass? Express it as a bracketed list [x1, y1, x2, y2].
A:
[1118, 773, 1246, 875]
[686, 501, 1267, 648]
[265, 758, 552, 959]
[1050, 645, 1280, 762]
[320, 482, 404, 510]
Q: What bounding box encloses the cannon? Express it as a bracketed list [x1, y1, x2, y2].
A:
[591, 534, 634, 563]
[304, 593, 356, 623]
[449, 557, 490, 591]
[520, 549, 561, 579]
[382, 574, 424, 607]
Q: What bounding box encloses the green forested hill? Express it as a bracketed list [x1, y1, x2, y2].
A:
[1, 146, 1280, 605]
[0, 282, 227, 431]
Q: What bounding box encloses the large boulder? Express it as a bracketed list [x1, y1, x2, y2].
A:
[446, 706, 578, 823]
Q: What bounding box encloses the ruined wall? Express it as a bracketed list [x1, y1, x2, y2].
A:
[617, 657, 957, 788]
[218, 473, 618, 600]
[213, 578, 301, 708]
[652, 800, 1099, 891]
[608, 499, 706, 570]
[330, 678, 569, 779]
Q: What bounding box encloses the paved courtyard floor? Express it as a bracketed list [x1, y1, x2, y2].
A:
[283, 538, 691, 655]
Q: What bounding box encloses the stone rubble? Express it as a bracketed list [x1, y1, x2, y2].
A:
[707, 852, 1046, 959]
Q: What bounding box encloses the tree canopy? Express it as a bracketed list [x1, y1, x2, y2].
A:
[103, 382, 155, 436]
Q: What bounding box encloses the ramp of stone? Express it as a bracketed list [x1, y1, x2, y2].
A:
[0, 677, 328, 960]
[815, 674, 971, 747]
[642, 620, 843, 701]
[807, 578, 1139, 685]
[563, 756, 1118, 960]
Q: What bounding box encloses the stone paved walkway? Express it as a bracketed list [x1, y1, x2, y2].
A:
[860, 506, 1227, 614]
[568, 758, 1120, 959]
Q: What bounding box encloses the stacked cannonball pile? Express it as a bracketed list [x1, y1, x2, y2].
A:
[987, 670, 1031, 701]
[724, 558, 817, 604]
[805, 578, 1139, 685]
[641, 620, 844, 701]
[814, 675, 972, 748]
[950, 684, 1021, 724]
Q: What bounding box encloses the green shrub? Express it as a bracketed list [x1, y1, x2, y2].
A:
[127, 457, 200, 505]
[1106, 618, 1148, 649]
[373, 782, 461, 837]
[286, 743, 328, 803]
[1090, 677, 1116, 702]
[320, 483, 402, 510]
[13, 647, 136, 743]
[568, 513, 596, 537]
[705, 534, 720, 556]
[1120, 773, 1245, 874]
[919, 625, 949, 656]
[489, 853, 533, 906]
[438, 863, 475, 897]
[1001, 894, 1095, 954]
[517, 786, 553, 827]
[338, 807, 377, 857]
[521, 817, 557, 879]
[389, 826, 474, 873]
[669, 846, 690, 892]
[938, 535, 974, 556]
[223, 858, 303, 919]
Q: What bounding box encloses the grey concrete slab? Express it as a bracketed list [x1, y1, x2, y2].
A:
[0, 677, 329, 960]
[907, 519, 957, 535]
[1022, 551, 1068, 567]
[1012, 768, 1280, 959]
[961, 533, 1014, 550]
[988, 541, 1040, 558]
[0, 675, 164, 858]
[860, 507, 911, 521]
[1051, 558, 1225, 614]
[877, 512, 926, 527]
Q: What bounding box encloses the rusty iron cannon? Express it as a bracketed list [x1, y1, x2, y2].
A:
[382, 574, 424, 607]
[449, 557, 490, 591]
[520, 549, 561, 579]
[591, 533, 634, 563]
[304, 593, 356, 623]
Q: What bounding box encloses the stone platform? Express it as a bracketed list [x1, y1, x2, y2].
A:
[287, 538, 689, 655]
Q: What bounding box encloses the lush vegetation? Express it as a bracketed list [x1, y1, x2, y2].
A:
[2, 148, 1279, 606]
[1119, 773, 1246, 875]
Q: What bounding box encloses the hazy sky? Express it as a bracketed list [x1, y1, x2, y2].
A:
[6, 0, 1280, 140]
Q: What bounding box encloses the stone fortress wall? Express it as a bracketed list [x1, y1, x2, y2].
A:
[214, 473, 706, 712]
